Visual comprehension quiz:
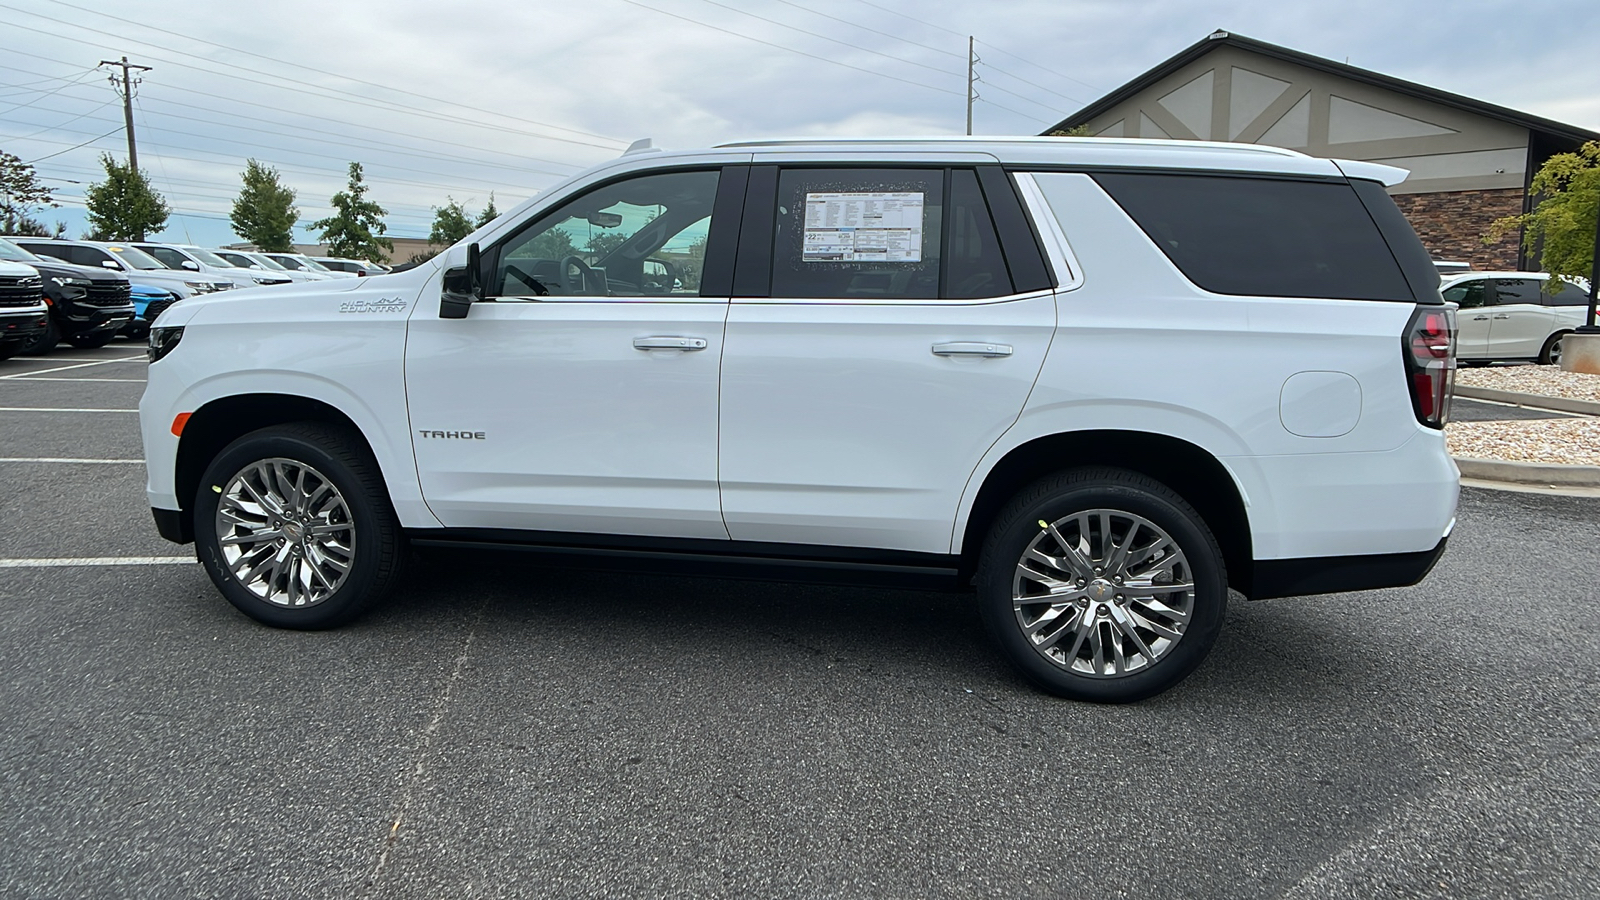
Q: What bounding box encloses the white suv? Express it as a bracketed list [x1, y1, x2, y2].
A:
[139, 137, 1459, 702]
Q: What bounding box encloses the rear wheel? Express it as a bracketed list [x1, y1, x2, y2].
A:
[1540, 331, 1569, 365]
[976, 468, 1228, 703]
[194, 422, 404, 629]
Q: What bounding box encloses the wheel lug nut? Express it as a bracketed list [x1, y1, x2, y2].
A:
[1094, 568, 1103, 575]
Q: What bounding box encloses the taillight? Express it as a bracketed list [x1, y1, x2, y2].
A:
[1403, 305, 1455, 428]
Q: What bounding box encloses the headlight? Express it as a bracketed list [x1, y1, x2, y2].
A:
[49, 275, 91, 287]
[147, 325, 184, 363]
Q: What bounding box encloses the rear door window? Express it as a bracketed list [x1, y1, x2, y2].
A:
[770, 168, 943, 300]
[1491, 278, 1544, 305]
[1092, 172, 1414, 301]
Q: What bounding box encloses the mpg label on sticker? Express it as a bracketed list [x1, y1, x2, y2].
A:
[802, 191, 924, 263]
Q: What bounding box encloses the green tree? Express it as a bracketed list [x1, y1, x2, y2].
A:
[230, 159, 299, 251]
[1046, 124, 1094, 137]
[0, 149, 56, 233]
[1488, 140, 1600, 282]
[428, 196, 474, 247]
[308, 162, 393, 262]
[586, 230, 628, 260]
[476, 192, 499, 228]
[83, 153, 170, 241]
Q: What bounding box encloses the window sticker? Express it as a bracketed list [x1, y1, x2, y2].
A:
[802, 191, 924, 262]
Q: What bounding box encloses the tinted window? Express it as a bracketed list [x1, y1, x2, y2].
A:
[1093, 173, 1414, 301]
[1544, 279, 1593, 306]
[1492, 278, 1544, 305]
[945, 169, 1014, 299]
[771, 168, 942, 300]
[69, 246, 115, 267]
[17, 242, 69, 263]
[494, 169, 719, 297]
[1441, 280, 1487, 309]
[142, 246, 189, 269]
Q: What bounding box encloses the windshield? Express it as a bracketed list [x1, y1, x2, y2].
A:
[0, 238, 42, 263]
[215, 252, 257, 268]
[186, 248, 236, 268]
[299, 256, 333, 273]
[106, 245, 169, 270]
[248, 253, 288, 271]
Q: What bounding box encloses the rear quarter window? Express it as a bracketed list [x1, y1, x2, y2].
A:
[1092, 172, 1415, 302]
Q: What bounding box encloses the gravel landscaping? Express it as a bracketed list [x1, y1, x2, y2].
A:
[1456, 364, 1600, 404]
[1447, 417, 1600, 467]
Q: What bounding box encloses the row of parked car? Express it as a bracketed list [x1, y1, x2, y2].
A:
[0, 236, 389, 358]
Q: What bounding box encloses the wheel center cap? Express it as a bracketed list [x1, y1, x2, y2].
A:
[1087, 579, 1114, 601]
[281, 521, 305, 543]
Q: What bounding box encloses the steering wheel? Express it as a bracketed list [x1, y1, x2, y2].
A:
[559, 256, 600, 295]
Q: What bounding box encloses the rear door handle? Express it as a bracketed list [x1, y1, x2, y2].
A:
[634, 336, 708, 351]
[1492, 314, 1511, 319]
[932, 341, 1013, 358]
[1472, 315, 1490, 320]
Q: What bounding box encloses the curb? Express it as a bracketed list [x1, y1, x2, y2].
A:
[1454, 456, 1600, 488]
[1455, 386, 1600, 416]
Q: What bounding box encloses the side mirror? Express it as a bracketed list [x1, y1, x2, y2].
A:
[181, 260, 200, 271]
[100, 259, 120, 269]
[440, 242, 482, 319]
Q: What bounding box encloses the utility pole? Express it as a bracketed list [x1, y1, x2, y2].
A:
[99, 56, 152, 239]
[99, 56, 151, 173]
[965, 36, 975, 136]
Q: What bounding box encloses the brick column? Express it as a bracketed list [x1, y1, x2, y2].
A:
[1390, 189, 1524, 270]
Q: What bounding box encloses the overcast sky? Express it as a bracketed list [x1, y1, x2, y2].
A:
[2, 0, 1596, 250]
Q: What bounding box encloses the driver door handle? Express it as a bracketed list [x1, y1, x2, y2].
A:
[932, 341, 1013, 358]
[634, 336, 708, 351]
[1492, 314, 1511, 319]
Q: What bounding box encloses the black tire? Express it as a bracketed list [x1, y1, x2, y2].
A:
[194, 422, 405, 629]
[66, 331, 115, 349]
[1539, 331, 1569, 365]
[975, 467, 1228, 703]
[0, 342, 19, 362]
[18, 317, 60, 355]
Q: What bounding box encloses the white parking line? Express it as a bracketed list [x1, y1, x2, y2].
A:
[1, 357, 146, 379]
[3, 377, 147, 383]
[0, 457, 142, 464]
[0, 556, 194, 568]
[0, 407, 138, 413]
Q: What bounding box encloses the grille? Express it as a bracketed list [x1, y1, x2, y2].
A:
[142, 299, 175, 321]
[83, 280, 132, 306]
[0, 275, 44, 308]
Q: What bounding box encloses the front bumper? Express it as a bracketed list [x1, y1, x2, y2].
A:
[0, 307, 50, 345]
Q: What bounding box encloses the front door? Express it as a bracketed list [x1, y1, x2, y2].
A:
[1442, 278, 1490, 358]
[405, 168, 736, 539]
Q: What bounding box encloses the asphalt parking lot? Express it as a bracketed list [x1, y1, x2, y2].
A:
[2, 344, 1598, 899]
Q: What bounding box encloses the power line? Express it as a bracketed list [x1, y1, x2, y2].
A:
[34, 0, 629, 149]
[612, 0, 963, 98]
[846, 0, 965, 38]
[0, 67, 98, 114]
[24, 126, 122, 164]
[0, 65, 97, 94]
[0, 13, 624, 153]
[685, 0, 962, 82]
[979, 61, 1088, 106]
[765, 0, 964, 60]
[4, 98, 118, 143]
[975, 40, 1100, 93]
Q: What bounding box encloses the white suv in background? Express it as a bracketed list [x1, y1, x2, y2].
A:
[139, 137, 1459, 702]
[1441, 271, 1592, 365]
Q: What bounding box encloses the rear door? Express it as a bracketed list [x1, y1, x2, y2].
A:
[717, 164, 1057, 554]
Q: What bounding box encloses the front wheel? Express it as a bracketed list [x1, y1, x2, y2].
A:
[976, 468, 1228, 703]
[194, 422, 404, 629]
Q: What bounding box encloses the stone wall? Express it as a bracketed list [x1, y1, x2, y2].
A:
[1390, 188, 1525, 270]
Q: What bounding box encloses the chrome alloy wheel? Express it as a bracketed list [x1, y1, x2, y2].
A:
[214, 458, 356, 608]
[1012, 509, 1194, 678]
